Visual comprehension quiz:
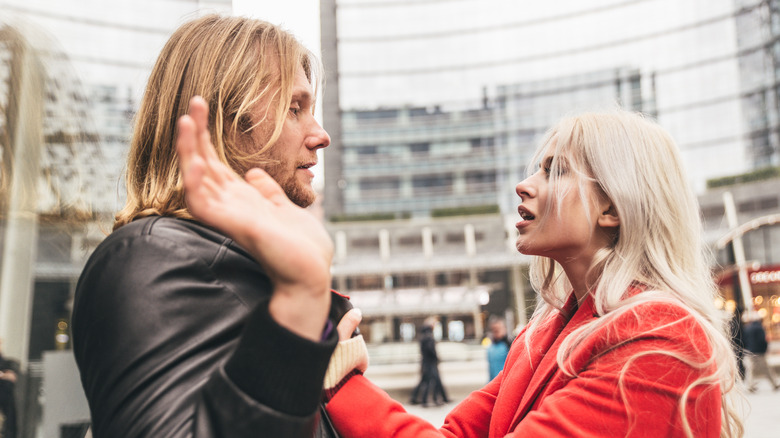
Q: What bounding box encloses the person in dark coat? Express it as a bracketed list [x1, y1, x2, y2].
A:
[742, 311, 779, 391]
[729, 309, 746, 380]
[410, 319, 450, 407]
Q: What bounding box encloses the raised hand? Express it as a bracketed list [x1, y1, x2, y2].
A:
[176, 96, 333, 341]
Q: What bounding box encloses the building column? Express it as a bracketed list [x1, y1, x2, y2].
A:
[724, 192, 754, 312]
[0, 37, 45, 368]
[511, 264, 528, 328]
[473, 307, 483, 340]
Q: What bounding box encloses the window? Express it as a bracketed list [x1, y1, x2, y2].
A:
[356, 109, 398, 120]
[701, 205, 725, 221]
[400, 323, 416, 342]
[466, 170, 496, 185]
[470, 137, 495, 149]
[410, 142, 430, 154]
[446, 232, 465, 243]
[351, 236, 379, 248]
[357, 145, 378, 156]
[412, 174, 453, 195]
[398, 235, 423, 246]
[448, 321, 465, 342]
[360, 177, 400, 191]
[351, 275, 383, 289]
[760, 197, 779, 210]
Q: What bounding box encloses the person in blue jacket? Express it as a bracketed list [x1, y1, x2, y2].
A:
[486, 316, 512, 381]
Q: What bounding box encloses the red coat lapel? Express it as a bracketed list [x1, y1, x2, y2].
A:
[507, 294, 598, 431]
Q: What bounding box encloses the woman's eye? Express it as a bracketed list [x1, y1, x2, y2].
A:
[289, 107, 300, 116]
[544, 166, 567, 178]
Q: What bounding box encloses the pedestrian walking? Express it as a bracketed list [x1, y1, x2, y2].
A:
[743, 311, 779, 392]
[410, 318, 450, 407]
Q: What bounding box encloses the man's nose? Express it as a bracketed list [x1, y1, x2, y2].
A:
[307, 120, 330, 150]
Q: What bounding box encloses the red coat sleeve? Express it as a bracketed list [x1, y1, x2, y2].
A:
[327, 372, 502, 438]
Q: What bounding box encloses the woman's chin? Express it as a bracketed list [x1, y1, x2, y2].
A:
[515, 240, 536, 256]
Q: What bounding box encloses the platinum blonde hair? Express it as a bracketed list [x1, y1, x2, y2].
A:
[522, 110, 743, 437]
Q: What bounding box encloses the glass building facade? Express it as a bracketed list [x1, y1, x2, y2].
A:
[0, 2, 231, 435]
[324, 0, 756, 215]
[338, 68, 647, 218]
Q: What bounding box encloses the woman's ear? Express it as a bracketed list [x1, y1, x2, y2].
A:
[598, 203, 620, 228]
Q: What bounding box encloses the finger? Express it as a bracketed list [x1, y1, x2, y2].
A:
[187, 155, 208, 192]
[181, 155, 206, 209]
[189, 96, 209, 134]
[176, 115, 197, 171]
[337, 308, 362, 341]
[245, 168, 289, 202]
[188, 96, 220, 163]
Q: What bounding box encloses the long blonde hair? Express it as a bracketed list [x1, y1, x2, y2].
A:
[115, 14, 321, 229]
[522, 110, 742, 437]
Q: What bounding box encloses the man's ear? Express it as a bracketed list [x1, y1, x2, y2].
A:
[598, 204, 620, 228]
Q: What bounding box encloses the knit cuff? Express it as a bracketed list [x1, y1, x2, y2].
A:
[224, 300, 338, 417]
[323, 369, 363, 402]
[323, 334, 369, 390]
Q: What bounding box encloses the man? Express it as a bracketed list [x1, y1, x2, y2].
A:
[486, 316, 511, 381]
[72, 15, 357, 437]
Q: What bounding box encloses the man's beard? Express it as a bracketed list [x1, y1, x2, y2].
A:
[262, 163, 315, 208]
[281, 177, 315, 208]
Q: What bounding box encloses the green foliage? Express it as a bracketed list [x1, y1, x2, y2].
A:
[329, 212, 410, 222]
[431, 204, 500, 217]
[706, 166, 780, 189]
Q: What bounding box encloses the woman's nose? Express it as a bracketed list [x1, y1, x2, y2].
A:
[516, 177, 534, 198]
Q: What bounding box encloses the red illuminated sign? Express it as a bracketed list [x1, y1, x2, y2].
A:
[750, 270, 780, 284]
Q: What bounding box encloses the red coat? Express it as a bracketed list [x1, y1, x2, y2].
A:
[327, 293, 721, 437]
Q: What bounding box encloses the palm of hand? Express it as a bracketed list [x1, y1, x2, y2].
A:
[191, 165, 333, 290]
[177, 97, 333, 293]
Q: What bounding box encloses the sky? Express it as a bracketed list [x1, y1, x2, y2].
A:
[233, 0, 322, 57]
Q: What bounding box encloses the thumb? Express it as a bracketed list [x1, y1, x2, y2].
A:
[337, 308, 362, 341]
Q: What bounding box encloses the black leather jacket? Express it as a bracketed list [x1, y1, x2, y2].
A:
[72, 216, 348, 437]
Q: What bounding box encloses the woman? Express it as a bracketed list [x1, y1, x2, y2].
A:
[179, 110, 743, 437]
